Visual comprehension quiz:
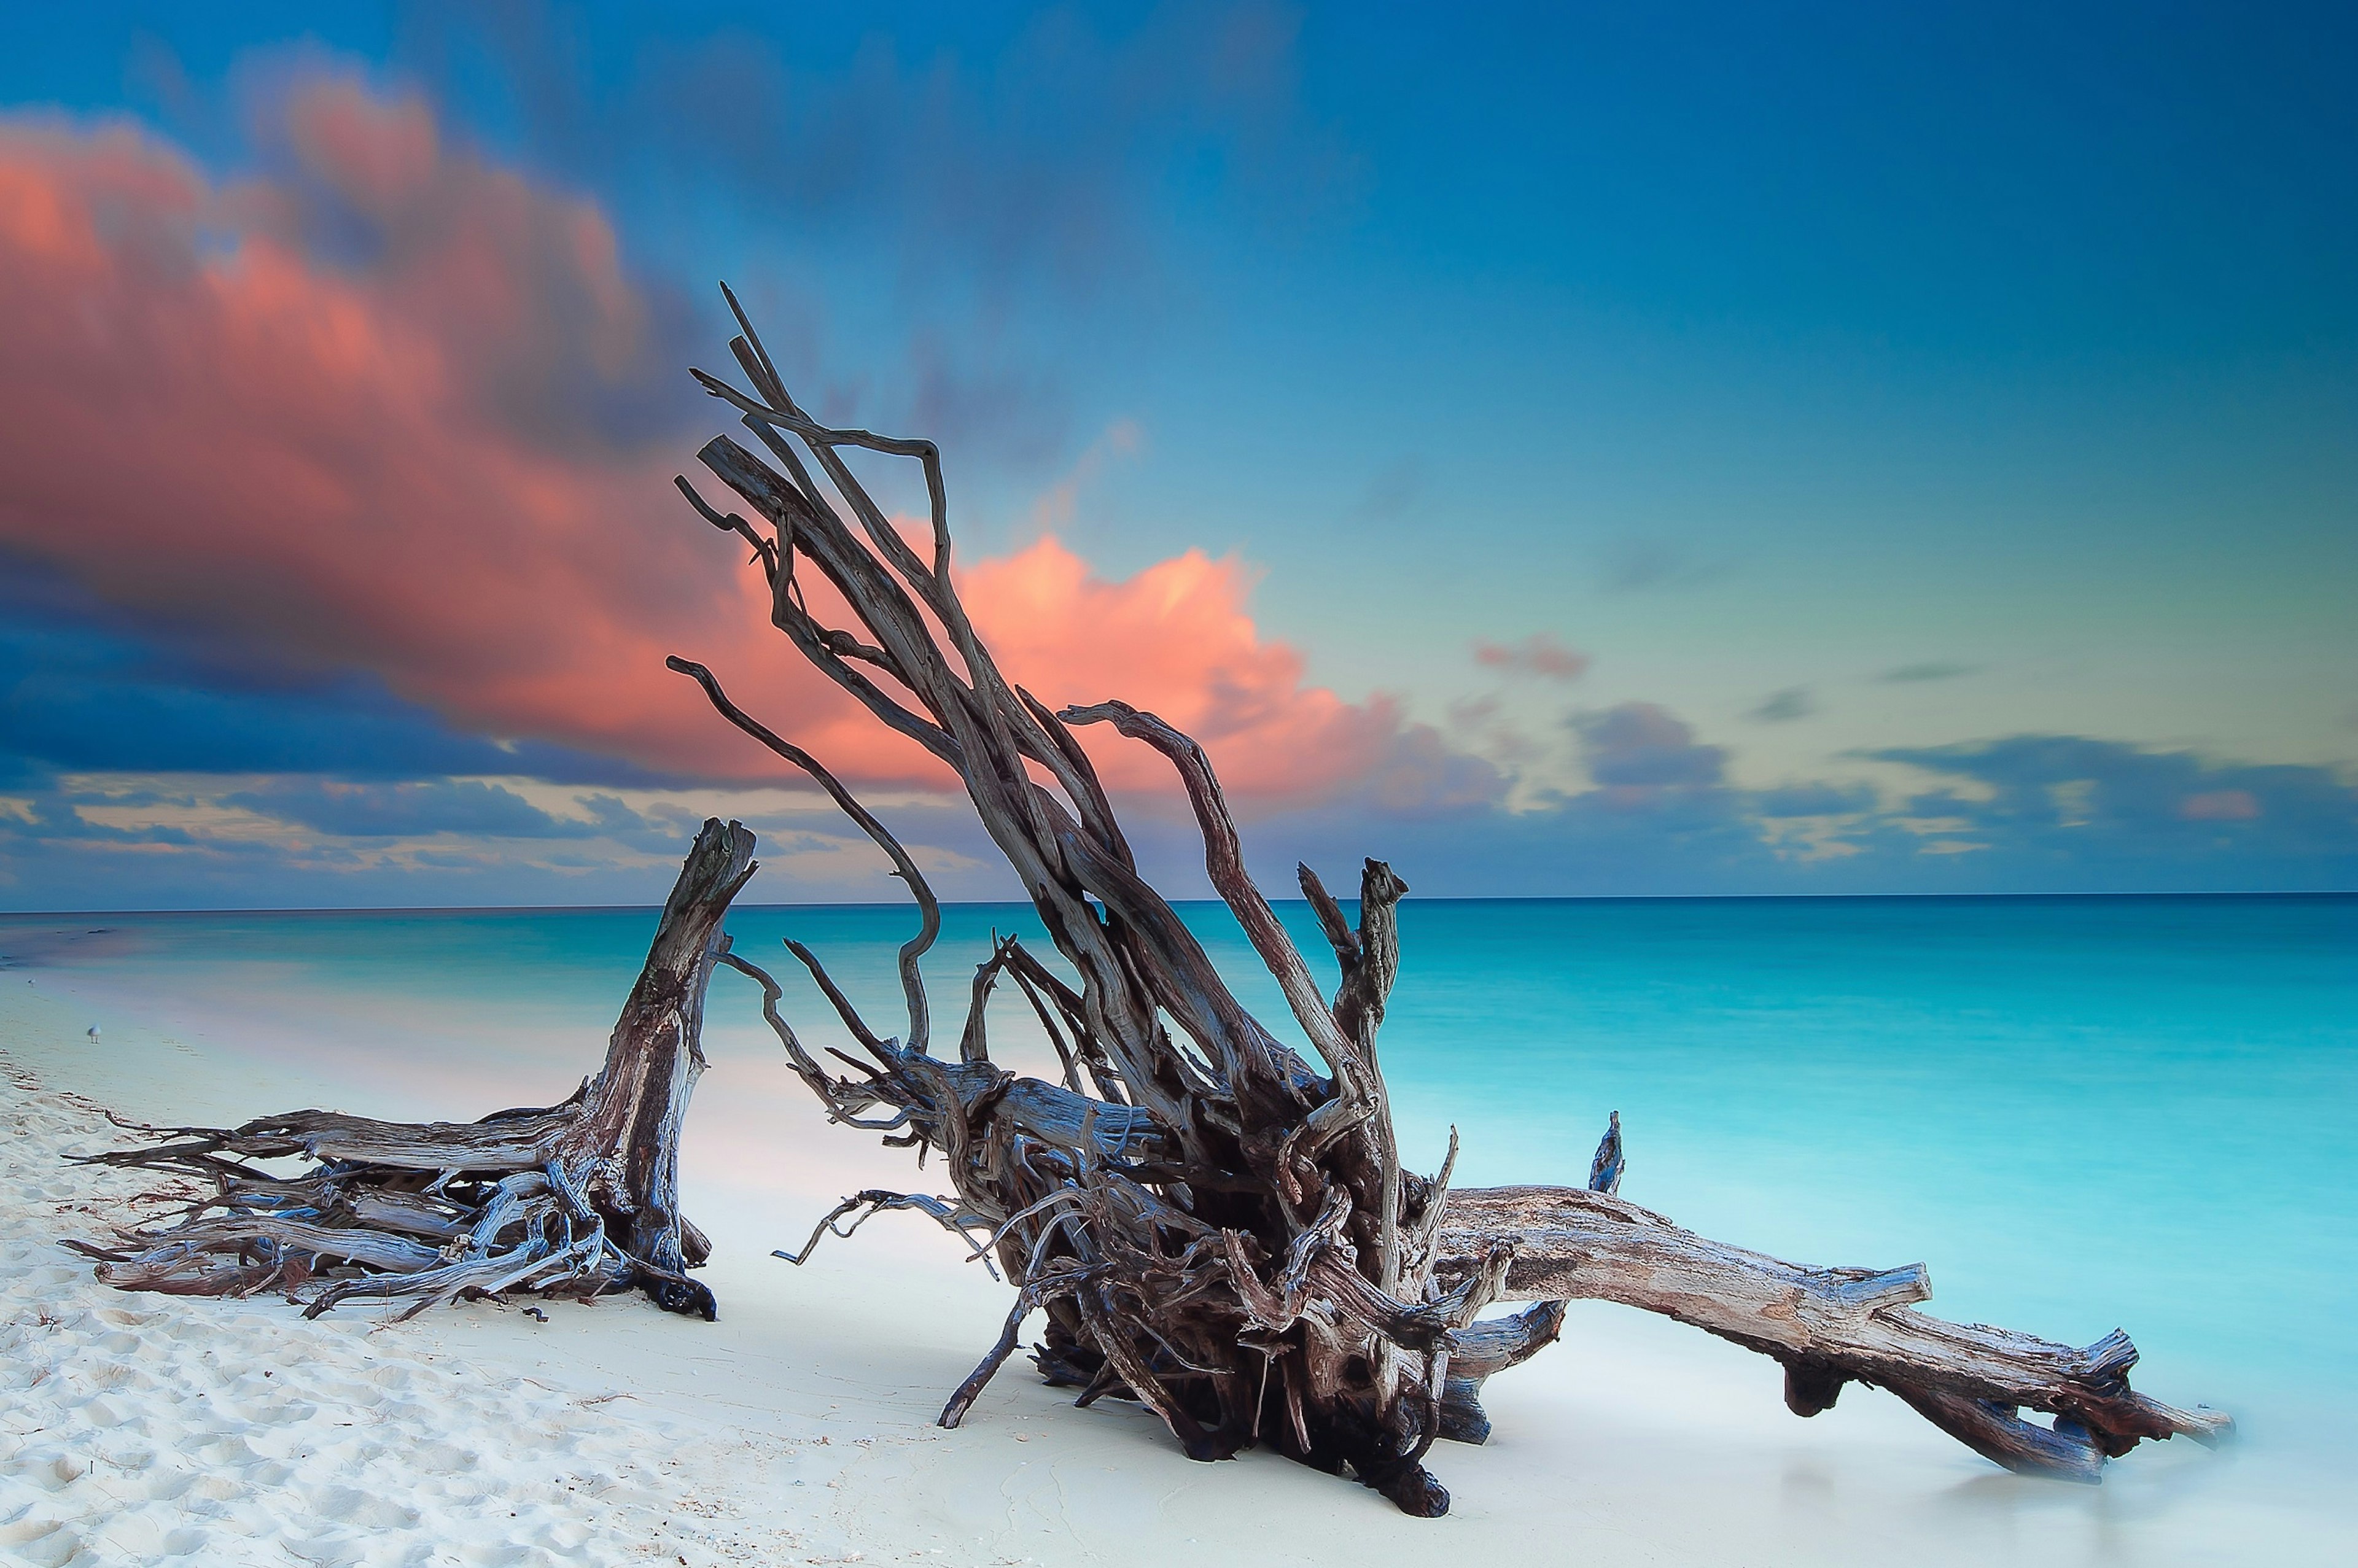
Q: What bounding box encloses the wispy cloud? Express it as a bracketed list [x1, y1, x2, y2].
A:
[0, 767, 994, 908]
[10, 716, 2352, 906]
[2179, 789, 2260, 821]
[1253, 729, 2358, 898]
[1471, 634, 1589, 682]
[390, 1, 1359, 310]
[1875, 661, 1976, 683]
[1869, 735, 2358, 875]
[217, 778, 625, 840]
[1747, 686, 1815, 723]
[1598, 538, 1724, 594]
[1569, 702, 1727, 790]
[1028, 419, 1146, 534]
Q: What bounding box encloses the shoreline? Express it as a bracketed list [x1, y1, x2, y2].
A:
[2, 964, 2344, 1567]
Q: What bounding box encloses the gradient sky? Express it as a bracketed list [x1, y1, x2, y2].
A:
[2, 1, 2352, 907]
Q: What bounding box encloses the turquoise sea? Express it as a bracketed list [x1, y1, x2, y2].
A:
[4, 893, 2352, 1470]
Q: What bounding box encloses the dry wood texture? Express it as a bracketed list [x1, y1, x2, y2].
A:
[72, 818, 756, 1320]
[659, 287, 2227, 1512]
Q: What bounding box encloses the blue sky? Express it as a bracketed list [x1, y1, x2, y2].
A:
[1, 2, 2352, 906]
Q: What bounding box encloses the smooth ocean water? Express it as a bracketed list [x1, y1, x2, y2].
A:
[4, 893, 2351, 1457]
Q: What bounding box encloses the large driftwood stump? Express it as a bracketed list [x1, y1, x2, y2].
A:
[662, 287, 2228, 1513]
[72, 819, 756, 1320]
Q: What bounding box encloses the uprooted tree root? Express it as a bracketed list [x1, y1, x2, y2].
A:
[653, 287, 2228, 1512]
[70, 818, 755, 1322]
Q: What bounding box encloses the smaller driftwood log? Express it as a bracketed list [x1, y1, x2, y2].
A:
[68, 818, 756, 1320]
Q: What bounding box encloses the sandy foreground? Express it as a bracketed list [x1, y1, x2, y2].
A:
[1, 974, 2340, 1567]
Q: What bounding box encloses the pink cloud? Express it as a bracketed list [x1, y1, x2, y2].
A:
[962, 537, 1396, 800]
[1472, 632, 1589, 681]
[2179, 790, 2260, 821]
[0, 85, 1415, 806]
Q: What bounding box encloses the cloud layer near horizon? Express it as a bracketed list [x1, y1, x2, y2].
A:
[0, 80, 1428, 810]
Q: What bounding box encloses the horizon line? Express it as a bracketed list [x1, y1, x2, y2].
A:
[2, 888, 2352, 920]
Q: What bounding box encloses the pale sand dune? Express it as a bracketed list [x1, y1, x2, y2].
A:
[2, 976, 2346, 1567]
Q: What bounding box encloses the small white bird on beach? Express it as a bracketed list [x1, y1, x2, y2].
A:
[86, 1025, 100, 1041]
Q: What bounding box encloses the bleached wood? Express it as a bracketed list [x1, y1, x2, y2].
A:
[77, 820, 757, 1320]
[1435, 1184, 2230, 1472]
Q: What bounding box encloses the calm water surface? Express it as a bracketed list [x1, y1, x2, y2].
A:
[4, 893, 2351, 1447]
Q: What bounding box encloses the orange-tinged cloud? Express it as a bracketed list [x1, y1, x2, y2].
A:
[1471, 632, 1589, 682]
[2179, 790, 2260, 822]
[0, 83, 1427, 809]
[963, 537, 1394, 798]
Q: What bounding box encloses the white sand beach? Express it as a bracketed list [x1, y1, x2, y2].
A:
[2, 970, 2343, 1568]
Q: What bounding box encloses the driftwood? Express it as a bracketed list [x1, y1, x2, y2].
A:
[71, 285, 2228, 1515]
[653, 286, 2228, 1512]
[1434, 1187, 2230, 1480]
[71, 818, 756, 1321]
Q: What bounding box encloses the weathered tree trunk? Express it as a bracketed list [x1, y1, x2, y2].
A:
[1433, 1184, 2230, 1478]
[656, 286, 2228, 1513]
[72, 818, 756, 1320]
